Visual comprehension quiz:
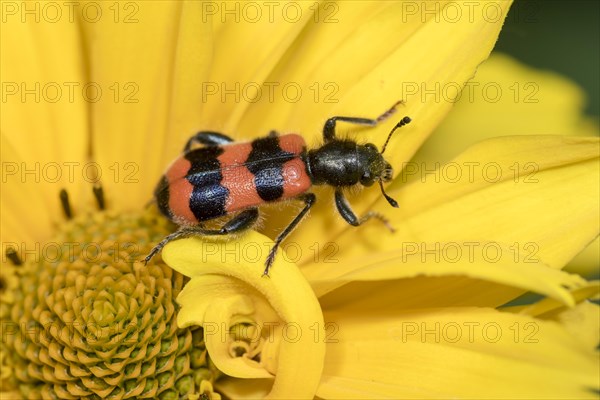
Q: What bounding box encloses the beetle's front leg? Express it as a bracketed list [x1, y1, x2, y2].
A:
[334, 189, 394, 232]
[322, 101, 403, 142]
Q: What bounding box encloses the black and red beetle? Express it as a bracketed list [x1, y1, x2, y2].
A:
[145, 102, 411, 275]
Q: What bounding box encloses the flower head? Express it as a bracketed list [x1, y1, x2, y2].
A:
[2, 1, 599, 400]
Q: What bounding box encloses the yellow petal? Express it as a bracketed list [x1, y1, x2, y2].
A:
[311, 242, 586, 306]
[565, 236, 600, 278]
[346, 135, 599, 265]
[80, 1, 213, 211]
[504, 284, 600, 350]
[506, 281, 600, 319]
[303, 136, 599, 307]
[553, 301, 600, 350]
[318, 307, 599, 399]
[257, 0, 512, 246]
[200, 1, 317, 133]
[242, 0, 512, 162]
[1, 11, 88, 224]
[214, 377, 271, 399]
[162, 232, 325, 399]
[414, 53, 599, 164]
[1, 136, 53, 245]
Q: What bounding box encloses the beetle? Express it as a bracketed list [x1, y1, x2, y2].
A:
[144, 102, 411, 275]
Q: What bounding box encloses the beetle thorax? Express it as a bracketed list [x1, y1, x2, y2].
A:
[307, 140, 386, 187]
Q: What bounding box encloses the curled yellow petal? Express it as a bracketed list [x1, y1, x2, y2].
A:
[507, 281, 600, 320]
[565, 237, 600, 277]
[162, 232, 325, 399]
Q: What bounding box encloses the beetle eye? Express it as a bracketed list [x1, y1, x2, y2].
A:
[361, 170, 375, 186]
[365, 143, 378, 151]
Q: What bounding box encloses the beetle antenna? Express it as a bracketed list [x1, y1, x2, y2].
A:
[379, 180, 399, 208]
[381, 116, 411, 155]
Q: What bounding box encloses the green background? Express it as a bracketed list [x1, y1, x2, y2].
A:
[495, 0, 599, 118]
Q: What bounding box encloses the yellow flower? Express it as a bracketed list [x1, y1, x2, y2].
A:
[1, 1, 598, 400]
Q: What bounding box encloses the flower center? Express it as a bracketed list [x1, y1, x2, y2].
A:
[0, 193, 221, 399]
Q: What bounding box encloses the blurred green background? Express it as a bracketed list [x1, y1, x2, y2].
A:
[495, 0, 599, 118]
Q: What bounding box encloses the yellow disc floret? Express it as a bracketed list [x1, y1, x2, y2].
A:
[1, 208, 220, 400]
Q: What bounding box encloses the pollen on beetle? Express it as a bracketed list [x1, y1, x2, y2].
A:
[0, 187, 222, 400]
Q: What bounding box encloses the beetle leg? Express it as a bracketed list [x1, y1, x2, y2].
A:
[143, 226, 207, 265]
[334, 189, 395, 232]
[322, 100, 403, 142]
[218, 208, 259, 233]
[185, 209, 260, 236]
[264, 193, 316, 276]
[144, 209, 260, 264]
[184, 131, 234, 151]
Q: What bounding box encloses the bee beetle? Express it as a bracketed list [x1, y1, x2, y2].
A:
[145, 102, 411, 276]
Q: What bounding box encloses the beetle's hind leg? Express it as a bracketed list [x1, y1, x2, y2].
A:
[143, 209, 260, 264]
[215, 208, 260, 235]
[184, 131, 234, 151]
[143, 226, 205, 265]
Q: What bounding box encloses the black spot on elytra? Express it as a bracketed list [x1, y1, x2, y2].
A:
[246, 136, 295, 202]
[185, 147, 229, 221]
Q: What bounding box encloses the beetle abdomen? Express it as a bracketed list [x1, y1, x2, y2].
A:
[155, 134, 311, 226]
